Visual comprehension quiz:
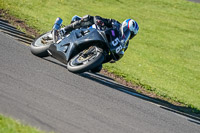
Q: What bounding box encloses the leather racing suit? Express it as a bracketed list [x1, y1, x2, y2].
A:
[63, 15, 129, 60]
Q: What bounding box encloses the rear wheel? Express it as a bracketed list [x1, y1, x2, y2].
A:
[67, 46, 104, 73]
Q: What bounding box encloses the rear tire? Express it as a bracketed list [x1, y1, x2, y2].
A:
[67, 46, 104, 73]
[30, 31, 52, 57]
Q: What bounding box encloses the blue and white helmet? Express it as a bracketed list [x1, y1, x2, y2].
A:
[121, 19, 139, 40]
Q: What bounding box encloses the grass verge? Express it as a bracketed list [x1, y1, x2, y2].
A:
[0, 0, 200, 112]
[0, 114, 45, 133]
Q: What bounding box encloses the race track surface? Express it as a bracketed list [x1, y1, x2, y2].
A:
[0, 25, 200, 132]
[188, 0, 200, 3]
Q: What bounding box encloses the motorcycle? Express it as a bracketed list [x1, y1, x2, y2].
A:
[31, 17, 127, 73]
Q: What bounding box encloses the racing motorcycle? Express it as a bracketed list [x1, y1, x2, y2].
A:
[31, 17, 127, 73]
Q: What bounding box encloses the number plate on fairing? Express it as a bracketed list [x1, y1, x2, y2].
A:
[107, 29, 122, 54]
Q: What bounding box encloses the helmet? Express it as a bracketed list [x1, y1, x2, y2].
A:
[120, 19, 139, 40]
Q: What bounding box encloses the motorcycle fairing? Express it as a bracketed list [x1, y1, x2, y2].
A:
[48, 28, 107, 64]
[104, 29, 124, 60]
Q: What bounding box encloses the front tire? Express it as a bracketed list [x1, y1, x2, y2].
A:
[30, 31, 53, 57]
[67, 46, 104, 73]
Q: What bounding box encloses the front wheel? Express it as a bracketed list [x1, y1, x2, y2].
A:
[30, 31, 53, 57]
[67, 46, 104, 73]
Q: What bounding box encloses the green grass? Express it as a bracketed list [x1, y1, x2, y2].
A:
[0, 0, 200, 110]
[0, 114, 45, 133]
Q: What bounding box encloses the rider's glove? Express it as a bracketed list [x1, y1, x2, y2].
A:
[60, 28, 66, 36]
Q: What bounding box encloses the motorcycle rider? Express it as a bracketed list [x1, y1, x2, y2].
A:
[48, 15, 139, 72]
[61, 15, 139, 48]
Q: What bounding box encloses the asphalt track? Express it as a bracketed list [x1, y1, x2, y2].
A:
[188, 0, 200, 3]
[0, 21, 200, 133]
